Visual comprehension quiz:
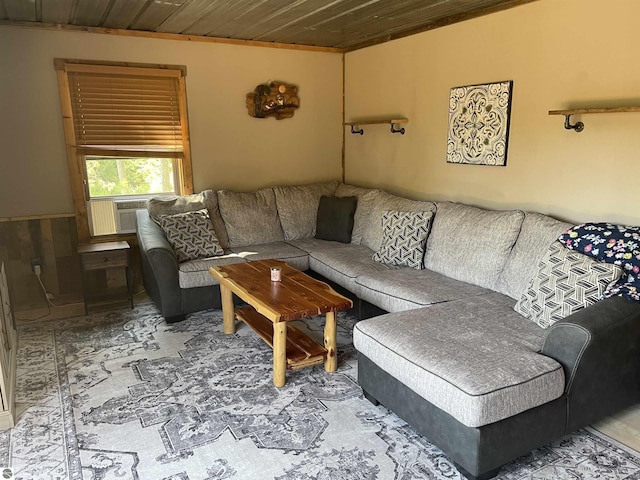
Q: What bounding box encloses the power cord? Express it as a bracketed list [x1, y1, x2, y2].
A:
[12, 266, 51, 321]
[33, 265, 82, 309]
[18, 266, 147, 321]
[34, 265, 61, 308]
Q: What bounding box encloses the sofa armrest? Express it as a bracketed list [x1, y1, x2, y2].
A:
[541, 296, 640, 432]
[136, 209, 182, 318]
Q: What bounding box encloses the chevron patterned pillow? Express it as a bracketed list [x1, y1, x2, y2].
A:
[514, 241, 623, 328]
[158, 209, 224, 262]
[372, 210, 433, 269]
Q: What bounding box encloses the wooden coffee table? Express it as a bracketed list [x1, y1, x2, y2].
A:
[209, 259, 353, 387]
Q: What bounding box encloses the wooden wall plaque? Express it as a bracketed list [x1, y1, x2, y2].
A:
[246, 81, 299, 120]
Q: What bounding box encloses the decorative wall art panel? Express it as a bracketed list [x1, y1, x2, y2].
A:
[447, 80, 513, 166]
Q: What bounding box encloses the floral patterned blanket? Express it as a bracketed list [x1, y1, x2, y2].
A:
[558, 222, 640, 302]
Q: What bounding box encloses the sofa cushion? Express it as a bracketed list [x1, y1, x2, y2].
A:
[230, 242, 309, 272]
[495, 212, 573, 300]
[273, 180, 339, 240]
[354, 268, 490, 312]
[217, 188, 284, 247]
[148, 191, 208, 220]
[514, 241, 623, 328]
[158, 209, 224, 262]
[424, 202, 525, 290]
[180, 242, 309, 289]
[178, 255, 246, 288]
[147, 189, 229, 249]
[315, 196, 357, 244]
[372, 211, 433, 269]
[357, 190, 437, 251]
[287, 237, 339, 255]
[335, 183, 378, 200]
[353, 293, 565, 428]
[335, 183, 381, 245]
[308, 242, 391, 291]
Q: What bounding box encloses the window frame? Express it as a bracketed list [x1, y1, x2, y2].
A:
[54, 59, 193, 242]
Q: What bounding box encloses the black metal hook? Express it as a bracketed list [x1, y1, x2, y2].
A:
[563, 114, 584, 133]
[350, 125, 364, 135]
[390, 123, 405, 134]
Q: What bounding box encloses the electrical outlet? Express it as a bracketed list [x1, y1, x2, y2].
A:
[31, 257, 41, 273]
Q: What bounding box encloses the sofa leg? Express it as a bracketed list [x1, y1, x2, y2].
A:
[362, 390, 380, 406]
[454, 463, 501, 480]
[165, 314, 185, 324]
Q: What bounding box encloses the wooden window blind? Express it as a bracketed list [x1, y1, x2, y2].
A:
[55, 60, 193, 242]
[65, 65, 184, 156]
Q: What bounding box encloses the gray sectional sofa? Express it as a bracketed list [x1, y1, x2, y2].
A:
[136, 180, 640, 480]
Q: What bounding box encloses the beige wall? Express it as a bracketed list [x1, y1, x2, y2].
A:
[344, 0, 640, 226]
[4, 0, 640, 224]
[0, 27, 343, 217]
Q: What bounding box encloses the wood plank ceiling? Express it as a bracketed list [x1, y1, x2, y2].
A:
[0, 0, 537, 51]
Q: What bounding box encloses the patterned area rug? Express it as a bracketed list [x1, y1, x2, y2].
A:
[4, 304, 640, 479]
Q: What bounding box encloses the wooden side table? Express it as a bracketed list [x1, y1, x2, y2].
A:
[78, 241, 133, 314]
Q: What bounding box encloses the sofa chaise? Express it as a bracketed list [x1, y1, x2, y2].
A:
[136, 180, 640, 479]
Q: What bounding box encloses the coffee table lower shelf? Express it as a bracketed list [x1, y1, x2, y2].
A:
[235, 306, 327, 370]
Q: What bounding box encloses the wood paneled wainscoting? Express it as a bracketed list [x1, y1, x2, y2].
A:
[0, 214, 145, 319]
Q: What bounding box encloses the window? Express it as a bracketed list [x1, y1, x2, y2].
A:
[85, 156, 176, 198]
[54, 60, 193, 240]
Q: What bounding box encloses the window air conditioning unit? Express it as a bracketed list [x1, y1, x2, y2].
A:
[113, 199, 148, 234]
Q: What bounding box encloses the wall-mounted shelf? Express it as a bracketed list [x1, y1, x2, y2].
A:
[344, 118, 408, 135]
[549, 107, 640, 133]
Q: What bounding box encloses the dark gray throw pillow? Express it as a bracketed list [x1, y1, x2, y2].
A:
[315, 196, 357, 243]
